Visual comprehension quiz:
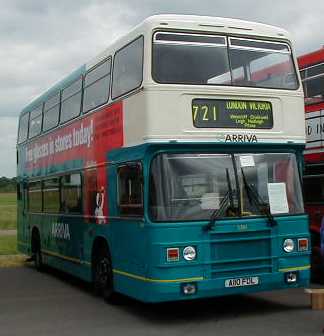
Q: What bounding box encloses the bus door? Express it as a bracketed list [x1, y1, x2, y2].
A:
[109, 162, 147, 275]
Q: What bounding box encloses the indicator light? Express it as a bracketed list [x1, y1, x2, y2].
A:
[167, 248, 179, 262]
[298, 238, 308, 252]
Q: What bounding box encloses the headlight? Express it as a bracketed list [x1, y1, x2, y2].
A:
[283, 239, 295, 253]
[183, 246, 196, 261]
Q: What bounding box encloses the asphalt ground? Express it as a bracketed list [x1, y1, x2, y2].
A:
[0, 265, 323, 336]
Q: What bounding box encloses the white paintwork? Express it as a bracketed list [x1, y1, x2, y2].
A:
[28, 15, 306, 147]
[115, 15, 305, 147]
[123, 86, 305, 146]
[86, 14, 293, 70]
[305, 109, 324, 152]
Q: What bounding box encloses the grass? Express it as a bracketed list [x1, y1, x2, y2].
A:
[0, 235, 18, 255]
[0, 230, 26, 268]
[0, 255, 26, 267]
[0, 193, 17, 230]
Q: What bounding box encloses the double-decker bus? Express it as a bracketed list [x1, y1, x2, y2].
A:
[299, 47, 324, 276]
[17, 15, 310, 303]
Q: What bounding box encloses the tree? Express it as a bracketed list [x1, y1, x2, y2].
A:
[0, 177, 17, 192]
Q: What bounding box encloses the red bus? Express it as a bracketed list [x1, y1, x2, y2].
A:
[299, 47, 324, 277]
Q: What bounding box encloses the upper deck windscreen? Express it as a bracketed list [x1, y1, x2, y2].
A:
[152, 32, 298, 90]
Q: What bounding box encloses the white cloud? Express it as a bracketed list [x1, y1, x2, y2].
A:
[0, 117, 18, 177]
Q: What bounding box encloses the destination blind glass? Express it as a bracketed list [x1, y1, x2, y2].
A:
[192, 99, 273, 129]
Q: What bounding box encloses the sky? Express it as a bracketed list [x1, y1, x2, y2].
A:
[0, 0, 323, 177]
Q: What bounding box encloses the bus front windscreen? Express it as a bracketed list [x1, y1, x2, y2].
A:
[152, 32, 299, 90]
[149, 153, 304, 222]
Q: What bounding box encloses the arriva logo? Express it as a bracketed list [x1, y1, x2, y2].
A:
[225, 134, 258, 143]
[52, 222, 71, 240]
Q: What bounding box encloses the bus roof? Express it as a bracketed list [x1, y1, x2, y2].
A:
[298, 47, 324, 69]
[20, 14, 292, 116]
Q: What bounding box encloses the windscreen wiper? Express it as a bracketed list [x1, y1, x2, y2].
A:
[240, 168, 277, 227]
[204, 169, 236, 231]
[204, 191, 231, 231]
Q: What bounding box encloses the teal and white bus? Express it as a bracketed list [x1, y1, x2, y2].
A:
[17, 15, 310, 303]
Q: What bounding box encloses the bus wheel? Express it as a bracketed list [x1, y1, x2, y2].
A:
[32, 231, 43, 272]
[92, 243, 117, 303]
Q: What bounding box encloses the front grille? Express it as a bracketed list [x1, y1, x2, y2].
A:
[210, 229, 273, 279]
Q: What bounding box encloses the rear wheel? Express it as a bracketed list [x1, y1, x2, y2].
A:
[32, 231, 43, 272]
[92, 243, 117, 303]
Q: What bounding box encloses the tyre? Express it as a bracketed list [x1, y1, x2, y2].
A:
[92, 243, 118, 303]
[32, 231, 43, 272]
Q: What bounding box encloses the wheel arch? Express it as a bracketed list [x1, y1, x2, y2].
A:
[91, 236, 111, 264]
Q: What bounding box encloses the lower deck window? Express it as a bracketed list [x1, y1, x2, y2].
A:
[43, 178, 60, 213]
[28, 181, 42, 212]
[118, 163, 143, 216]
[61, 174, 82, 213]
[27, 173, 82, 215]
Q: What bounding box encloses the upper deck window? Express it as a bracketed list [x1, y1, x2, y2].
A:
[301, 62, 324, 105]
[18, 112, 29, 143]
[28, 104, 43, 138]
[228, 38, 298, 89]
[83, 58, 111, 113]
[60, 78, 82, 124]
[152, 32, 299, 90]
[43, 92, 60, 131]
[112, 36, 144, 99]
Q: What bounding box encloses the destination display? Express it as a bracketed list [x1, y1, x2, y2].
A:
[192, 99, 273, 129]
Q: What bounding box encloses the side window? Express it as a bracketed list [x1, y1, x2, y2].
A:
[84, 168, 98, 219]
[60, 78, 82, 124]
[29, 104, 43, 138]
[83, 58, 112, 113]
[28, 181, 42, 212]
[18, 113, 29, 143]
[43, 93, 60, 131]
[112, 36, 144, 99]
[43, 177, 60, 213]
[118, 163, 143, 216]
[61, 174, 82, 213]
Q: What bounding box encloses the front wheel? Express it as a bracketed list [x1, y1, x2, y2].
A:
[92, 244, 118, 303]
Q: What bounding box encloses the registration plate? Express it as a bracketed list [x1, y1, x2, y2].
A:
[225, 276, 259, 288]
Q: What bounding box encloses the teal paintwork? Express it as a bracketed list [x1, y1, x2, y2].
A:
[17, 142, 310, 302]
